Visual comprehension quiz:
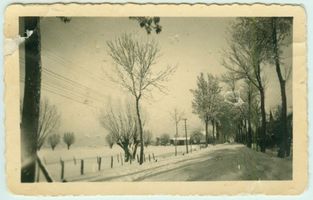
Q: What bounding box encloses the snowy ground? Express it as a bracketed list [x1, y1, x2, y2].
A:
[38, 144, 292, 182]
[38, 144, 199, 181]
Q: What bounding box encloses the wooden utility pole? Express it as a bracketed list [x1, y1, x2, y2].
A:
[175, 122, 178, 156]
[183, 118, 188, 154]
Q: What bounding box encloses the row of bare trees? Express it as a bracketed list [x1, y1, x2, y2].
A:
[190, 17, 292, 158]
[223, 17, 292, 157]
[21, 97, 75, 151]
[47, 132, 75, 150]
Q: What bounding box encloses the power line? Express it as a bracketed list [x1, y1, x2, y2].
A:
[44, 68, 107, 99]
[20, 78, 99, 110]
[42, 48, 108, 86]
[20, 60, 107, 103]
[20, 71, 105, 105]
[20, 55, 108, 100]
[43, 88, 98, 109]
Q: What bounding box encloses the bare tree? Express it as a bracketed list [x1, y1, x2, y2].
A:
[258, 17, 292, 157]
[20, 17, 71, 182]
[223, 18, 269, 152]
[105, 134, 114, 149]
[106, 34, 175, 164]
[143, 130, 153, 147]
[99, 102, 139, 161]
[37, 98, 61, 150]
[63, 132, 75, 150]
[47, 134, 60, 150]
[170, 108, 184, 155]
[20, 17, 41, 182]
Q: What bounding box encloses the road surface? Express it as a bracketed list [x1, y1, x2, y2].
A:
[82, 144, 291, 181]
[135, 144, 292, 181]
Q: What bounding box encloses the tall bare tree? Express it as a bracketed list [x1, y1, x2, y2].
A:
[191, 73, 221, 147]
[37, 98, 61, 150]
[223, 18, 269, 152]
[20, 17, 71, 182]
[20, 17, 41, 183]
[170, 108, 184, 156]
[255, 18, 292, 157]
[106, 34, 175, 164]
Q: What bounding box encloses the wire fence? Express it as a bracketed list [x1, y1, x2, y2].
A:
[41, 145, 202, 182]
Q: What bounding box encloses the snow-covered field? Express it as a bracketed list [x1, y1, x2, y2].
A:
[38, 144, 201, 181]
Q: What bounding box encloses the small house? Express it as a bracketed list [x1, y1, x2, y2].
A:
[170, 137, 190, 145]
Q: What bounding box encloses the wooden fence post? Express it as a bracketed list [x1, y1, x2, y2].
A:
[36, 161, 40, 182]
[80, 159, 84, 175]
[117, 154, 119, 163]
[37, 156, 53, 182]
[73, 157, 77, 165]
[152, 153, 155, 160]
[111, 156, 113, 168]
[60, 159, 65, 180]
[136, 154, 139, 163]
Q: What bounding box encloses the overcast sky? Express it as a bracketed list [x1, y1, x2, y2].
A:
[20, 17, 292, 145]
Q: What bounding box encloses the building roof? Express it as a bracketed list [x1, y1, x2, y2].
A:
[171, 137, 190, 140]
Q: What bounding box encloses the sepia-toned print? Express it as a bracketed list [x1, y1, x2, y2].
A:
[4, 4, 307, 195]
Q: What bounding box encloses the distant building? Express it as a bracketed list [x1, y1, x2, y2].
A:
[170, 137, 190, 145]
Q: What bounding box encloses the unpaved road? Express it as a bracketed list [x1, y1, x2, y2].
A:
[91, 144, 291, 181]
[135, 144, 292, 181]
[71, 144, 291, 182]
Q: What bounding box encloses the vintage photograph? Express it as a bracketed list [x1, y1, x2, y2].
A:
[4, 3, 308, 195]
[19, 16, 294, 183]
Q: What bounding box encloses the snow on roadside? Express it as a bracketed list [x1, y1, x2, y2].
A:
[38, 144, 205, 181]
[68, 145, 213, 182]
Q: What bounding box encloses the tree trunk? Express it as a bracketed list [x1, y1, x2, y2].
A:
[277, 81, 288, 157]
[216, 121, 220, 143]
[124, 146, 132, 161]
[132, 142, 139, 159]
[271, 18, 289, 158]
[243, 119, 247, 144]
[135, 98, 144, 164]
[211, 120, 215, 144]
[20, 17, 42, 183]
[117, 142, 132, 161]
[247, 86, 252, 148]
[259, 87, 267, 152]
[205, 117, 209, 147]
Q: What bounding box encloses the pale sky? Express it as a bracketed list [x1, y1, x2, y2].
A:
[20, 17, 292, 146]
